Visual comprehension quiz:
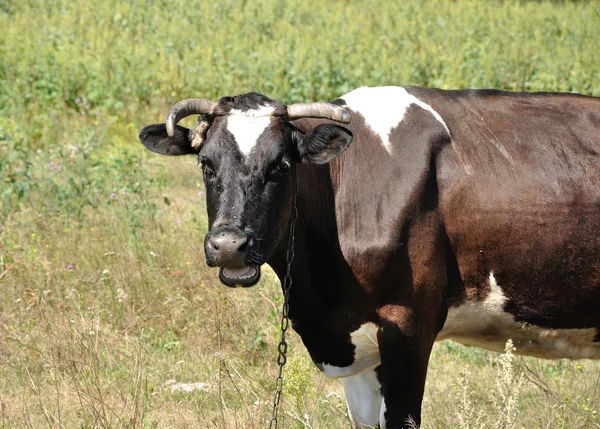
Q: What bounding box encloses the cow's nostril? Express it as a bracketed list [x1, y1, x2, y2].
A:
[208, 232, 249, 257]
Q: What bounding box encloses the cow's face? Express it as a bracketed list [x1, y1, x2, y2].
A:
[140, 93, 352, 287]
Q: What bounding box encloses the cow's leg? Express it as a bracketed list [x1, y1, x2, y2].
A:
[340, 366, 382, 428]
[376, 307, 440, 429]
[372, 210, 448, 428]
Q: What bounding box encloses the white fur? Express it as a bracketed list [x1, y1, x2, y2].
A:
[226, 105, 275, 156]
[341, 367, 382, 428]
[341, 86, 450, 153]
[319, 322, 380, 378]
[437, 272, 600, 359]
[379, 400, 387, 429]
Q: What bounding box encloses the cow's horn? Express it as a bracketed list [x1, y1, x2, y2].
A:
[287, 103, 351, 124]
[166, 99, 217, 137]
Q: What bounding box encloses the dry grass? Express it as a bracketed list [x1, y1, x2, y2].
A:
[1, 153, 599, 428]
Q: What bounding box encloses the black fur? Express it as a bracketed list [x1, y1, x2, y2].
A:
[139, 124, 195, 156]
[214, 92, 287, 116]
[297, 124, 353, 164]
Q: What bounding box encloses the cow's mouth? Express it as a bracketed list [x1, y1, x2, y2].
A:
[219, 265, 261, 287]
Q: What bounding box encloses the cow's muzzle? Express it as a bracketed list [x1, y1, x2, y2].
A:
[204, 227, 261, 287]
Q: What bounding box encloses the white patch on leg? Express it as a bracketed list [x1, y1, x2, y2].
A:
[340, 86, 450, 153]
[379, 398, 387, 429]
[341, 367, 382, 428]
[226, 105, 275, 156]
[319, 322, 381, 378]
[438, 271, 600, 359]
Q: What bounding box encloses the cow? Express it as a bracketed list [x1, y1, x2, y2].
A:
[139, 86, 600, 428]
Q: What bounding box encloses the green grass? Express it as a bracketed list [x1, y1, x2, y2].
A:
[1, 0, 600, 427]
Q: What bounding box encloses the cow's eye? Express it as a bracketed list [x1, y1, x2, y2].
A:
[202, 163, 216, 180]
[277, 160, 290, 174]
[267, 159, 291, 180]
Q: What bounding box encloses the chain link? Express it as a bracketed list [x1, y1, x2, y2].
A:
[268, 169, 299, 429]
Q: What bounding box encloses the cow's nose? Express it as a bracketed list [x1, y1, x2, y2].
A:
[209, 233, 248, 253]
[205, 230, 249, 267]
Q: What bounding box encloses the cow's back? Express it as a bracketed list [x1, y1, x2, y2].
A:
[412, 88, 600, 358]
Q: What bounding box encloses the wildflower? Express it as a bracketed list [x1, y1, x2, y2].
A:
[67, 264, 73, 269]
[110, 192, 116, 198]
[116, 288, 128, 303]
[198, 191, 204, 196]
[177, 218, 182, 226]
[75, 97, 81, 103]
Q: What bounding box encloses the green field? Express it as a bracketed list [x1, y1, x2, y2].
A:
[1, 0, 600, 427]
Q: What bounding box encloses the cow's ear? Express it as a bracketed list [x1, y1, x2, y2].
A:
[296, 124, 353, 164]
[139, 124, 196, 156]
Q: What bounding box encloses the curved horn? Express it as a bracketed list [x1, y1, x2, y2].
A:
[287, 102, 351, 124]
[166, 99, 217, 137]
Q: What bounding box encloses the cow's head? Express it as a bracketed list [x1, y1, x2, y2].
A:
[139, 93, 352, 287]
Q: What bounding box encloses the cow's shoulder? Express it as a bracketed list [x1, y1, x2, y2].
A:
[334, 86, 450, 155]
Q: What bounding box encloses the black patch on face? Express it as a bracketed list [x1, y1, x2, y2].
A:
[199, 98, 298, 273]
[213, 92, 287, 116]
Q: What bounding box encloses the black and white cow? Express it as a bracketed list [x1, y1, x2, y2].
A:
[140, 86, 600, 428]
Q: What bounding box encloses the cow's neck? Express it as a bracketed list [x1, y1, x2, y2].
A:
[267, 162, 347, 314]
[269, 161, 336, 278]
[266, 160, 369, 366]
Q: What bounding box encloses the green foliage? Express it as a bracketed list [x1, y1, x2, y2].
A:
[286, 356, 318, 424]
[2, 0, 600, 146]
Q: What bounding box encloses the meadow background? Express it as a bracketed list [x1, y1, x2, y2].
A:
[1, 0, 600, 427]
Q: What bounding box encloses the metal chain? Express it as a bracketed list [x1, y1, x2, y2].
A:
[268, 169, 299, 429]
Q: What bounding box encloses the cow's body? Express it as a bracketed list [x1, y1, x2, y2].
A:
[140, 86, 600, 428]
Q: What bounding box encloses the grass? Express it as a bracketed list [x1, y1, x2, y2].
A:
[1, 0, 600, 427]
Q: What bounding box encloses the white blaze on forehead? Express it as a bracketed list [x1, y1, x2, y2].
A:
[226, 105, 275, 156]
[341, 86, 450, 153]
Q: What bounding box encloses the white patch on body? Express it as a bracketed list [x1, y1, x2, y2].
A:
[340, 86, 450, 153]
[379, 399, 387, 429]
[437, 272, 600, 359]
[341, 367, 382, 428]
[226, 105, 275, 156]
[319, 322, 380, 378]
